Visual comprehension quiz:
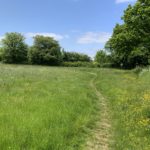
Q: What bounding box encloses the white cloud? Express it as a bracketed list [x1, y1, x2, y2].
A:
[77, 32, 111, 44]
[25, 32, 69, 41]
[116, 0, 136, 4]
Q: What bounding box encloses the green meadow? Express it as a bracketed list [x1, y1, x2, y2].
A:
[0, 65, 99, 150]
[95, 68, 150, 149]
[0, 64, 150, 149]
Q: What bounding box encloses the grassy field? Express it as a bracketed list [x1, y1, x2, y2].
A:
[0, 64, 99, 150]
[0, 64, 150, 150]
[95, 68, 150, 149]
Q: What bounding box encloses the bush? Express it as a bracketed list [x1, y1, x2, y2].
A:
[62, 61, 96, 68]
[62, 51, 91, 62]
[133, 66, 143, 75]
[0, 48, 3, 62]
[101, 63, 114, 68]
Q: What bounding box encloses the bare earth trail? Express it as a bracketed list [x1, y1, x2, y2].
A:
[84, 72, 113, 150]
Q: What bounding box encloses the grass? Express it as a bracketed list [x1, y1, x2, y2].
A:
[0, 64, 99, 150]
[95, 68, 150, 150]
[0, 64, 150, 150]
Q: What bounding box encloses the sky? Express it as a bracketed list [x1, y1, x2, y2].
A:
[0, 0, 136, 57]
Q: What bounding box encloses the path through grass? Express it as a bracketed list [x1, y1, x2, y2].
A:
[95, 68, 150, 150]
[84, 71, 112, 150]
[1, 65, 150, 150]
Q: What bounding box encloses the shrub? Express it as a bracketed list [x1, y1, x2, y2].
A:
[101, 63, 114, 68]
[62, 61, 96, 68]
[0, 48, 3, 62]
[133, 67, 143, 75]
[62, 51, 91, 62]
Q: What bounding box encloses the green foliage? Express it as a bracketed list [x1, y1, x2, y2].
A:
[94, 50, 112, 67]
[106, 0, 150, 68]
[1, 32, 28, 64]
[62, 51, 91, 62]
[62, 61, 97, 68]
[0, 47, 3, 61]
[28, 35, 62, 65]
[0, 32, 93, 67]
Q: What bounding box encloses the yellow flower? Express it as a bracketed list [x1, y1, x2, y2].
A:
[139, 118, 150, 127]
[143, 92, 150, 101]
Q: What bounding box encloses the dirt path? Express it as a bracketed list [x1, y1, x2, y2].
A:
[84, 72, 112, 150]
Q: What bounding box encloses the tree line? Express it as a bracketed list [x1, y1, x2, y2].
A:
[1, 0, 149, 69]
[0, 32, 91, 66]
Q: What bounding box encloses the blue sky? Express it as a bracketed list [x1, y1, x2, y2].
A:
[0, 0, 136, 57]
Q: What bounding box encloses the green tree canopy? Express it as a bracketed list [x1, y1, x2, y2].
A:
[28, 35, 62, 65]
[106, 0, 150, 68]
[1, 32, 28, 63]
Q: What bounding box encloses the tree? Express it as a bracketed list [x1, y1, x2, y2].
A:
[122, 1, 150, 67]
[106, 0, 150, 68]
[106, 24, 140, 68]
[1, 32, 28, 63]
[28, 35, 62, 65]
[95, 50, 110, 67]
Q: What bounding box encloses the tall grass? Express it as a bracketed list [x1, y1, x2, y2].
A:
[0, 65, 99, 150]
[1, 64, 149, 149]
[95, 68, 150, 149]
